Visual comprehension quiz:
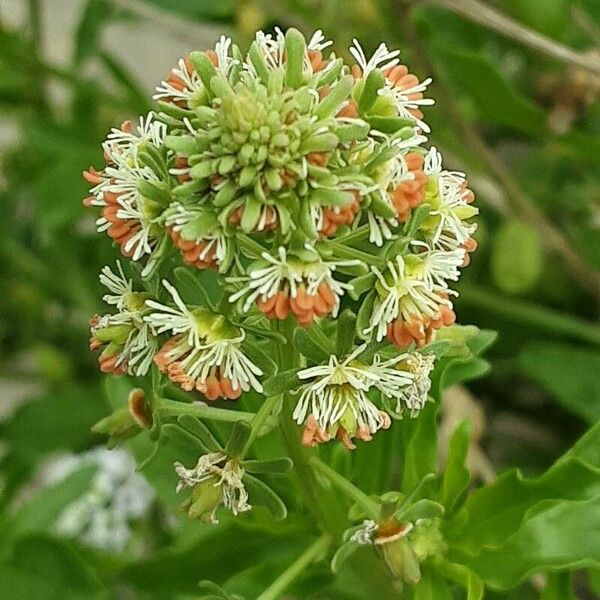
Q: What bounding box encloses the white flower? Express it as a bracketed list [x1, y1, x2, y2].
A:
[367, 212, 396, 247]
[429, 186, 477, 250]
[99, 262, 132, 310]
[411, 243, 465, 290]
[367, 256, 452, 342]
[165, 202, 228, 266]
[394, 353, 435, 415]
[145, 281, 263, 396]
[293, 345, 411, 443]
[228, 246, 358, 316]
[91, 265, 158, 376]
[382, 77, 434, 133]
[214, 35, 237, 75]
[91, 164, 163, 266]
[350, 40, 400, 75]
[103, 112, 166, 167]
[154, 56, 203, 104]
[307, 29, 333, 52]
[175, 452, 250, 522]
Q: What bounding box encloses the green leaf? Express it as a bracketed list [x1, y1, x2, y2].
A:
[331, 540, 360, 573]
[432, 45, 547, 136]
[225, 421, 252, 457]
[294, 327, 333, 363]
[519, 342, 600, 424]
[177, 415, 222, 452]
[465, 497, 600, 589]
[434, 559, 484, 600]
[174, 266, 219, 310]
[336, 310, 357, 356]
[244, 474, 287, 520]
[540, 573, 575, 600]
[446, 458, 600, 554]
[491, 221, 543, 295]
[414, 571, 453, 600]
[0, 386, 106, 463]
[439, 419, 471, 511]
[401, 401, 438, 493]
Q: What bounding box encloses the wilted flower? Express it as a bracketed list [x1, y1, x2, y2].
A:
[175, 452, 250, 523]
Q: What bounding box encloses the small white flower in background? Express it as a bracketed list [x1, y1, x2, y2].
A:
[42, 448, 154, 552]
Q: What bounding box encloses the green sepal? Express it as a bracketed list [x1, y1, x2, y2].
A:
[241, 197, 262, 232]
[174, 267, 218, 311]
[262, 368, 303, 396]
[284, 28, 306, 89]
[242, 457, 293, 474]
[180, 212, 218, 241]
[368, 192, 397, 219]
[210, 74, 234, 99]
[299, 199, 319, 239]
[356, 290, 376, 340]
[301, 132, 339, 153]
[315, 57, 343, 87]
[366, 115, 416, 133]
[311, 187, 354, 207]
[157, 100, 193, 120]
[295, 326, 334, 363]
[164, 135, 197, 155]
[358, 69, 386, 114]
[336, 309, 357, 356]
[244, 474, 288, 520]
[248, 41, 270, 84]
[224, 421, 252, 458]
[348, 273, 377, 300]
[315, 74, 354, 119]
[190, 51, 217, 92]
[403, 202, 431, 238]
[172, 178, 210, 196]
[398, 499, 445, 522]
[242, 338, 277, 377]
[177, 415, 222, 452]
[138, 146, 167, 179]
[331, 540, 360, 573]
[335, 120, 371, 143]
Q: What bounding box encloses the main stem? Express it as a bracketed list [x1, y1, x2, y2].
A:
[256, 534, 331, 600]
[275, 319, 345, 537]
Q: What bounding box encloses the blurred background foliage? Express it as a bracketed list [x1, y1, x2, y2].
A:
[0, 0, 599, 598]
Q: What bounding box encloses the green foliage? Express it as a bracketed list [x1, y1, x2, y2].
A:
[1, 0, 600, 598]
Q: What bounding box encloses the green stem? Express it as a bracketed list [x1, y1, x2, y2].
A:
[334, 224, 371, 246]
[256, 534, 331, 600]
[156, 398, 255, 423]
[241, 394, 281, 457]
[458, 284, 600, 347]
[310, 456, 380, 519]
[323, 241, 385, 268]
[275, 320, 346, 536]
[236, 233, 268, 258]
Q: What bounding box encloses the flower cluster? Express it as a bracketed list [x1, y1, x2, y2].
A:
[86, 28, 478, 461]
